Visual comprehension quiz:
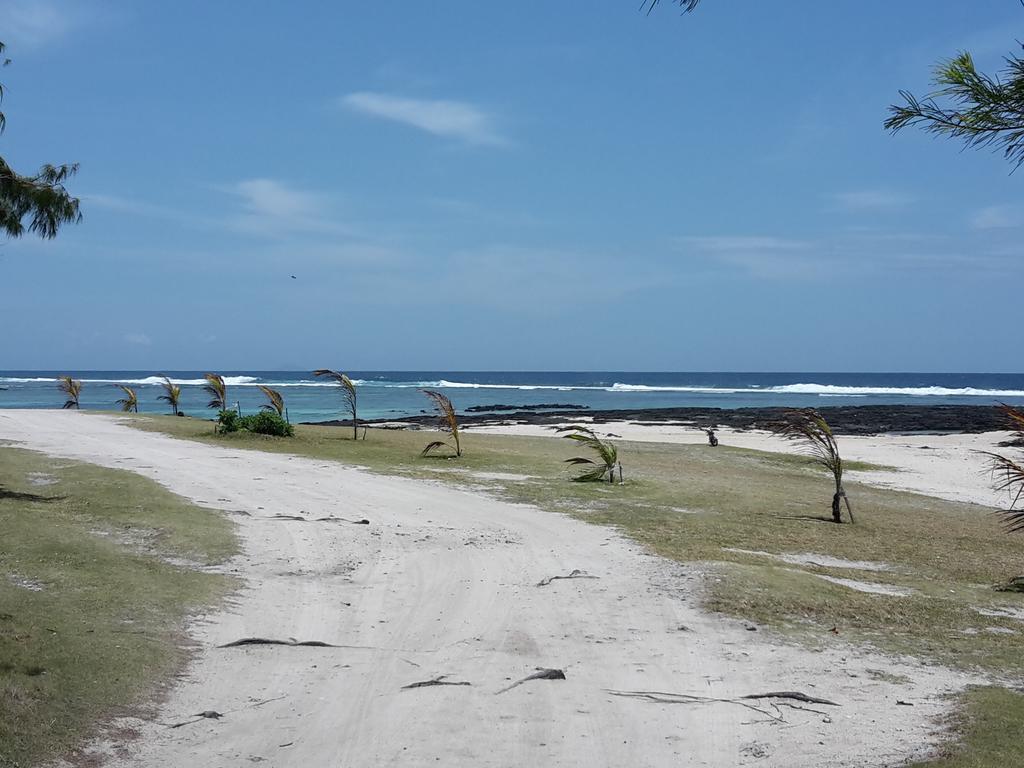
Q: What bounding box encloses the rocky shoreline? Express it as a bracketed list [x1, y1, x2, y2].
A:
[310, 403, 1012, 436]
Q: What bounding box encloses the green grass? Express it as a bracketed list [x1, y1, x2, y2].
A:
[911, 687, 1024, 767]
[0, 446, 236, 768]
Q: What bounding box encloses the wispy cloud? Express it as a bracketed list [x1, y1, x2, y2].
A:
[341, 92, 507, 146]
[123, 332, 151, 346]
[677, 229, 1013, 279]
[970, 204, 1024, 230]
[831, 189, 914, 212]
[84, 193, 195, 222]
[0, 0, 76, 48]
[223, 178, 351, 237]
[677, 235, 822, 279]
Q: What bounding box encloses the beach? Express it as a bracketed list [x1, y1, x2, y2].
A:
[0, 409, 1012, 766]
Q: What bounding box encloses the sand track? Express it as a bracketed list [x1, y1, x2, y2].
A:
[0, 411, 972, 767]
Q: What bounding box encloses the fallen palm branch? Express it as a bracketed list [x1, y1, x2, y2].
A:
[606, 690, 784, 723]
[741, 690, 839, 706]
[218, 637, 339, 648]
[536, 569, 599, 587]
[496, 667, 566, 694]
[402, 675, 471, 690]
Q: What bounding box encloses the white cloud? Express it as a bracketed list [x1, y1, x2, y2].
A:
[341, 92, 506, 146]
[831, 189, 914, 211]
[223, 178, 350, 237]
[970, 204, 1024, 230]
[124, 333, 151, 346]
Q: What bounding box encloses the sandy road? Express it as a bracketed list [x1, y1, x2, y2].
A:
[0, 411, 971, 767]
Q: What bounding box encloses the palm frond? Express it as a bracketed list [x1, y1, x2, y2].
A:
[768, 409, 842, 478]
[420, 390, 462, 456]
[571, 465, 611, 483]
[420, 440, 448, 457]
[314, 369, 359, 438]
[560, 426, 619, 482]
[115, 385, 138, 413]
[57, 375, 81, 409]
[996, 402, 1024, 435]
[157, 376, 181, 415]
[981, 449, 1024, 532]
[768, 408, 852, 522]
[258, 385, 285, 417]
[202, 373, 227, 410]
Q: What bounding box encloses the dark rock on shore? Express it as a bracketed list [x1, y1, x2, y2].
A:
[464, 403, 590, 413]
[308, 404, 1013, 436]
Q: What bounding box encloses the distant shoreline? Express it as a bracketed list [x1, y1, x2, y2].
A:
[310, 403, 1011, 435]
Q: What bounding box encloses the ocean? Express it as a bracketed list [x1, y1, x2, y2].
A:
[2, 371, 1024, 424]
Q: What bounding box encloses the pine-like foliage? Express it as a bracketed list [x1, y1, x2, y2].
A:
[0, 42, 81, 239]
[887, 50, 1024, 168]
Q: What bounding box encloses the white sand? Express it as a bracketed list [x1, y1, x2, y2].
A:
[0, 411, 981, 767]
[469, 421, 1013, 508]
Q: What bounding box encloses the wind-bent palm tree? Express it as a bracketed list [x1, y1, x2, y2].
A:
[157, 376, 181, 416]
[981, 404, 1024, 533]
[57, 376, 81, 410]
[769, 409, 853, 524]
[420, 390, 462, 457]
[559, 426, 621, 483]
[313, 369, 359, 439]
[203, 373, 227, 411]
[116, 385, 138, 413]
[258, 385, 286, 418]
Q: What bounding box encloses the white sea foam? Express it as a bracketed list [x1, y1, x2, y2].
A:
[2, 376, 1023, 398]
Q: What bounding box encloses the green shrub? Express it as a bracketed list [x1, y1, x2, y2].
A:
[238, 411, 294, 437]
[216, 409, 293, 437]
[217, 409, 241, 433]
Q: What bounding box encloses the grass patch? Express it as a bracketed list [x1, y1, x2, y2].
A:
[0, 446, 236, 767]
[912, 687, 1024, 767]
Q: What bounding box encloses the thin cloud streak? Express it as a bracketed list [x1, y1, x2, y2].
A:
[831, 189, 914, 212]
[341, 91, 507, 146]
[971, 204, 1024, 230]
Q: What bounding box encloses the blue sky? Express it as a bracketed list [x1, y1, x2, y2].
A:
[1, 0, 1021, 371]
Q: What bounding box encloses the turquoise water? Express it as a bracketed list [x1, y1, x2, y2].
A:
[3, 371, 1024, 424]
